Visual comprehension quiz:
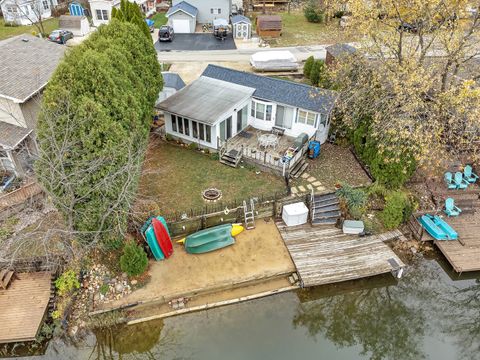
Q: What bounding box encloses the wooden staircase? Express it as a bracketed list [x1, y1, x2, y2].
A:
[289, 158, 308, 179]
[311, 193, 341, 226]
[0, 269, 15, 289]
[220, 149, 242, 168]
[243, 199, 256, 230]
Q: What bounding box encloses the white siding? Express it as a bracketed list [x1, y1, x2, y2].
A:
[164, 112, 218, 150]
[172, 0, 231, 23]
[1, 0, 57, 26]
[167, 11, 195, 33]
[89, 0, 113, 27]
[0, 98, 27, 128]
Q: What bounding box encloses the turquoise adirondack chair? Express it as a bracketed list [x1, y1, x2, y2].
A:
[454, 172, 469, 190]
[463, 165, 479, 183]
[444, 172, 457, 189]
[444, 198, 461, 217]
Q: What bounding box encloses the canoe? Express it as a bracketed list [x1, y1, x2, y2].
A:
[152, 218, 173, 258]
[141, 216, 171, 261]
[181, 223, 244, 254]
[144, 225, 165, 260]
[419, 214, 458, 240]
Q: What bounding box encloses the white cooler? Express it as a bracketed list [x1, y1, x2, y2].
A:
[282, 202, 309, 226]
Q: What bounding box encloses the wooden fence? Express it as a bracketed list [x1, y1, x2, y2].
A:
[0, 182, 44, 220]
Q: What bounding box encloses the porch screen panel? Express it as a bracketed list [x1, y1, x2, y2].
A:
[199, 123, 205, 141]
[178, 116, 183, 134]
[205, 125, 212, 143]
[192, 121, 198, 139]
[184, 118, 190, 136]
[171, 115, 177, 132]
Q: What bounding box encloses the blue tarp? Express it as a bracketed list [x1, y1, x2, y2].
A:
[69, 2, 84, 16]
[145, 19, 155, 27]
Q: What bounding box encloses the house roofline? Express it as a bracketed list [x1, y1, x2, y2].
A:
[166, 8, 196, 18]
[0, 81, 47, 104]
[0, 128, 32, 150]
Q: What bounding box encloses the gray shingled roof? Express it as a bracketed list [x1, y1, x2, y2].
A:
[0, 35, 66, 103]
[325, 43, 356, 58]
[162, 72, 186, 91]
[166, 1, 198, 18]
[157, 76, 255, 124]
[232, 15, 251, 24]
[202, 64, 338, 113]
[0, 122, 32, 149]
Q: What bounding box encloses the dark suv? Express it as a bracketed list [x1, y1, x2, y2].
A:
[158, 26, 174, 42]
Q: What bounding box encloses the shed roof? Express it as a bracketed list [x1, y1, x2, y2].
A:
[232, 15, 251, 24]
[0, 122, 32, 149]
[325, 43, 356, 58]
[166, 1, 198, 18]
[59, 15, 86, 29]
[256, 15, 282, 30]
[0, 35, 66, 103]
[162, 72, 186, 91]
[202, 64, 337, 113]
[157, 76, 255, 124]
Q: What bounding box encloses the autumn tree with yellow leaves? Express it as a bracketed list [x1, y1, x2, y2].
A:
[329, 0, 480, 177]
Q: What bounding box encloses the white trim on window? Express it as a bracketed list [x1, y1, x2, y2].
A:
[296, 109, 318, 127]
[251, 99, 272, 121]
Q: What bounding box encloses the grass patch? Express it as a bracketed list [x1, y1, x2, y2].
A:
[137, 139, 287, 214]
[292, 143, 372, 190]
[0, 16, 59, 40]
[151, 13, 167, 28]
[250, 11, 358, 47]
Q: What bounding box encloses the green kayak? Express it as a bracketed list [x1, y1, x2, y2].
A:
[180, 223, 243, 254]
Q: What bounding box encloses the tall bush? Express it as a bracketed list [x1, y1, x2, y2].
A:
[304, 56, 315, 78]
[380, 191, 412, 230]
[336, 184, 367, 219]
[304, 0, 324, 23]
[36, 20, 163, 245]
[310, 60, 321, 86]
[120, 241, 149, 276]
[112, 0, 150, 38]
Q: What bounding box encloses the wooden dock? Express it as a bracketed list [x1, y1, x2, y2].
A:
[0, 272, 52, 343]
[276, 222, 405, 287]
[433, 214, 480, 273]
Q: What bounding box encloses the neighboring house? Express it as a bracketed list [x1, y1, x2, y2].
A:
[256, 15, 282, 37]
[325, 43, 356, 66]
[231, 14, 251, 39]
[0, 35, 65, 177]
[0, 0, 58, 26]
[156, 72, 186, 105]
[88, 0, 155, 27]
[166, 0, 231, 33]
[59, 15, 90, 36]
[157, 65, 337, 151]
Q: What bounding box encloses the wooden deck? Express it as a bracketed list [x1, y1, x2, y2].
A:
[433, 213, 480, 273]
[276, 222, 405, 287]
[0, 272, 52, 343]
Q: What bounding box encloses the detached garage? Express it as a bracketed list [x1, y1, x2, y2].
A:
[166, 1, 198, 34]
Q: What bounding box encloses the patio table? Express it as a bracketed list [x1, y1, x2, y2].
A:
[258, 134, 278, 149]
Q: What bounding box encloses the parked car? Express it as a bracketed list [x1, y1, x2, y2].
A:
[158, 25, 174, 42]
[48, 29, 74, 44]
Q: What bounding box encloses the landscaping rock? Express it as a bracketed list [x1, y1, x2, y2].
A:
[115, 283, 124, 293]
[131, 279, 138, 286]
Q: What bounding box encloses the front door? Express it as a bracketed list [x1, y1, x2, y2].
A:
[275, 105, 285, 127]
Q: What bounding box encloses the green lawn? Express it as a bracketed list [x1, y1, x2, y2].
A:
[151, 13, 167, 28]
[0, 16, 59, 40]
[136, 139, 287, 215]
[250, 11, 358, 47]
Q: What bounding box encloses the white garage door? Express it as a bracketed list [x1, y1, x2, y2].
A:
[172, 19, 191, 33]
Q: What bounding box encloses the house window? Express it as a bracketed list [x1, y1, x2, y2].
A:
[24, 5, 29, 14]
[42, 0, 49, 10]
[297, 110, 317, 127]
[178, 116, 184, 134]
[192, 120, 198, 139]
[211, 8, 221, 14]
[7, 6, 18, 13]
[184, 118, 189, 136]
[205, 125, 211, 143]
[171, 114, 177, 132]
[251, 100, 272, 121]
[199, 123, 205, 141]
[96, 9, 108, 20]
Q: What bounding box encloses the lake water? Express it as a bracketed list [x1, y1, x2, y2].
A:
[10, 252, 480, 360]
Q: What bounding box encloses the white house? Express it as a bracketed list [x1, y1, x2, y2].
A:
[157, 65, 338, 151]
[0, 35, 65, 176]
[88, 0, 155, 27]
[155, 72, 186, 105]
[0, 0, 58, 26]
[165, 0, 231, 33]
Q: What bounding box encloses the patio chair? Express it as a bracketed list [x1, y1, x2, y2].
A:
[453, 171, 469, 190]
[444, 172, 457, 190]
[463, 165, 479, 183]
[444, 198, 461, 217]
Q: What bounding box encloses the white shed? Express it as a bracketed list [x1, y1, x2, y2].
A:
[166, 1, 198, 34]
[59, 15, 91, 36]
[231, 15, 251, 39]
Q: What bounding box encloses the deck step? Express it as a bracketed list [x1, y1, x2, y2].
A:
[290, 161, 308, 179]
[312, 218, 338, 226]
[219, 159, 237, 168]
[313, 193, 337, 202]
[313, 210, 341, 220]
[313, 204, 340, 213]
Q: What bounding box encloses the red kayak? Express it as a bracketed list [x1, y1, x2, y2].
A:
[152, 218, 173, 258]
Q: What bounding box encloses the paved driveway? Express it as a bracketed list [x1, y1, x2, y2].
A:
[156, 33, 237, 51]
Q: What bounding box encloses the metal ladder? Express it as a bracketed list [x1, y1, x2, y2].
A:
[243, 199, 256, 230]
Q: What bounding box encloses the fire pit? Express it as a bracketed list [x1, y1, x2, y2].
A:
[202, 188, 222, 202]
